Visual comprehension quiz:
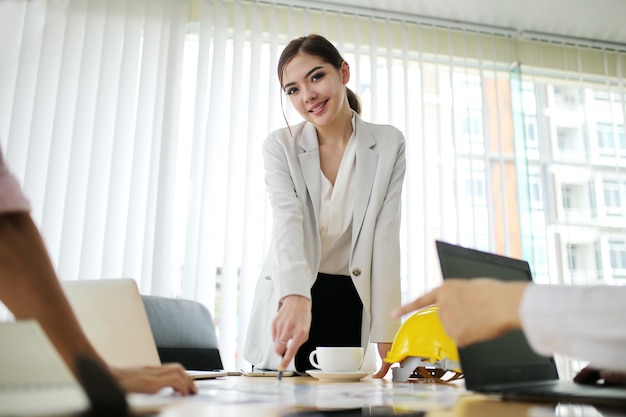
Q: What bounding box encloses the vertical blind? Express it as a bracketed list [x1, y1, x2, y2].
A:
[1, 0, 625, 375]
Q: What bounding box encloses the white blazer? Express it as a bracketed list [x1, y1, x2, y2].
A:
[243, 114, 406, 370]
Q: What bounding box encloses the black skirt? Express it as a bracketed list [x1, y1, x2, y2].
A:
[294, 273, 363, 372]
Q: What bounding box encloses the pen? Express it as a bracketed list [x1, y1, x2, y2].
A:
[277, 337, 286, 385]
[276, 352, 285, 385]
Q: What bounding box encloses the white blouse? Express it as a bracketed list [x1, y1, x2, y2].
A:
[318, 120, 358, 276]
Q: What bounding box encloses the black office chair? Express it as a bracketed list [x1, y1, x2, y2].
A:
[141, 295, 223, 371]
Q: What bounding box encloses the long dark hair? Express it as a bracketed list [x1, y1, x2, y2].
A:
[278, 34, 361, 116]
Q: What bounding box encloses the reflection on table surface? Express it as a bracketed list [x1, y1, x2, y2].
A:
[428, 395, 626, 417]
[153, 375, 626, 417]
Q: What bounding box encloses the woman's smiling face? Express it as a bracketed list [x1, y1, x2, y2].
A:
[282, 52, 350, 128]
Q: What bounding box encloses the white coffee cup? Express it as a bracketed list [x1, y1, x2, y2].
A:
[308, 346, 364, 372]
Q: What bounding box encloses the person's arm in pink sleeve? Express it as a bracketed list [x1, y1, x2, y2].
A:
[0, 149, 196, 395]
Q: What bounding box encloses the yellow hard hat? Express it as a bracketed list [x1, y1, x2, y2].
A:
[385, 305, 463, 382]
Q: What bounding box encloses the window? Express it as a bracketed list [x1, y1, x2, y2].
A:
[596, 123, 626, 156]
[460, 110, 483, 137]
[609, 240, 626, 271]
[458, 161, 487, 205]
[521, 82, 540, 159]
[567, 244, 579, 270]
[596, 122, 615, 154]
[454, 76, 484, 152]
[464, 175, 486, 200]
[603, 180, 623, 215]
[554, 86, 582, 110]
[525, 117, 539, 150]
[529, 174, 543, 209]
[593, 90, 625, 103]
[562, 185, 573, 209]
[557, 127, 583, 156]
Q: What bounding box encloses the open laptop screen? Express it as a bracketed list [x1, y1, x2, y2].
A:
[435, 241, 559, 389]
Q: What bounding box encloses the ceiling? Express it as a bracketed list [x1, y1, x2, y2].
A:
[312, 0, 626, 47]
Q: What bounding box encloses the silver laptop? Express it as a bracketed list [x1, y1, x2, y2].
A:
[0, 320, 88, 416]
[435, 240, 626, 408]
[0, 320, 178, 416]
[62, 278, 226, 380]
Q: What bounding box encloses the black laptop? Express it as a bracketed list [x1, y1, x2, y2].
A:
[435, 240, 626, 408]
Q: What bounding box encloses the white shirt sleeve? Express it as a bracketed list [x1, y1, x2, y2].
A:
[519, 284, 626, 371]
[0, 148, 30, 213]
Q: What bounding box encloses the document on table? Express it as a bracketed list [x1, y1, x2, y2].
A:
[193, 377, 464, 412]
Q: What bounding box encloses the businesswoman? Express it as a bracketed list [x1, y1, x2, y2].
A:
[243, 34, 405, 377]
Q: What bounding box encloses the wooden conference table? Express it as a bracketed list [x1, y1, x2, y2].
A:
[146, 374, 624, 417]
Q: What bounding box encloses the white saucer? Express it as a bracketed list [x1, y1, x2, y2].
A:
[306, 370, 372, 381]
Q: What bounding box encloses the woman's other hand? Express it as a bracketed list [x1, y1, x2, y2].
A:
[372, 342, 393, 378]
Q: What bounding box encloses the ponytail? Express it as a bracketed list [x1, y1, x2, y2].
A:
[346, 87, 361, 115]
